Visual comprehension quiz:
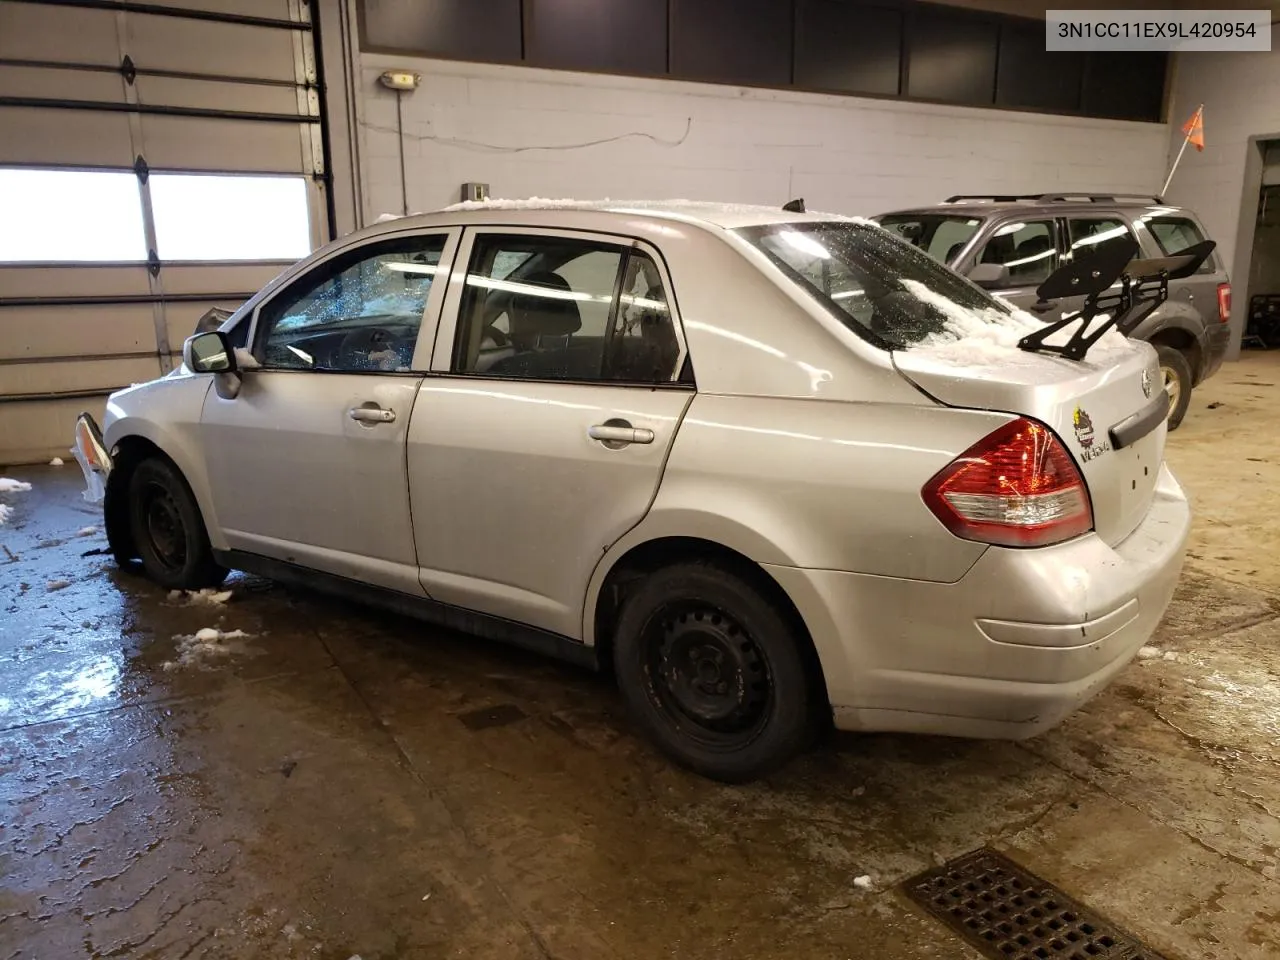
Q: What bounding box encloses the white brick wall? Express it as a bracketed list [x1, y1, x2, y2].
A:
[355, 53, 1170, 226]
[1165, 29, 1280, 297]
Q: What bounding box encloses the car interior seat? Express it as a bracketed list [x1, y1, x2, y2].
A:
[486, 271, 587, 379]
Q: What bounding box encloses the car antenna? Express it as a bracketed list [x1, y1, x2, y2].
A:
[782, 198, 805, 213]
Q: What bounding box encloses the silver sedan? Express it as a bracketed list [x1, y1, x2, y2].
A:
[73, 201, 1190, 781]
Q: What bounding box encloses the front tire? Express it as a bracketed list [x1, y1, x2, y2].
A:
[1156, 344, 1193, 430]
[127, 457, 226, 590]
[612, 561, 816, 782]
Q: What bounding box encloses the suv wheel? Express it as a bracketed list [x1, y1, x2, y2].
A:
[1155, 344, 1193, 430]
[127, 457, 226, 590]
[612, 561, 815, 782]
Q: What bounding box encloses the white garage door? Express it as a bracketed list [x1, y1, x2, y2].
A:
[0, 0, 330, 463]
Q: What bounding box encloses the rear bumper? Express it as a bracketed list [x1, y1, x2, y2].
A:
[1199, 322, 1231, 383]
[767, 462, 1190, 739]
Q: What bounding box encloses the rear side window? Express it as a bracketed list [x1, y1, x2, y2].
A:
[452, 234, 683, 383]
[976, 220, 1058, 287]
[1146, 216, 1216, 274]
[1067, 218, 1136, 262]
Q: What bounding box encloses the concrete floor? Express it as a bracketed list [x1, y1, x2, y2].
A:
[2, 354, 1280, 960]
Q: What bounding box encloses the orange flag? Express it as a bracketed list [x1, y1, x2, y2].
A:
[1182, 106, 1205, 152]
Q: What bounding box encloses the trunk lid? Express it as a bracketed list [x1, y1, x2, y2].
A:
[894, 337, 1166, 547]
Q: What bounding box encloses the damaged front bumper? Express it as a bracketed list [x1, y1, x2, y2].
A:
[73, 413, 112, 504]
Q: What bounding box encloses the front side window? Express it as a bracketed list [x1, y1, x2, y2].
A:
[876, 214, 984, 264]
[977, 219, 1058, 287]
[256, 233, 447, 372]
[1067, 217, 1136, 263]
[738, 220, 1018, 349]
[1145, 215, 1216, 274]
[453, 234, 682, 383]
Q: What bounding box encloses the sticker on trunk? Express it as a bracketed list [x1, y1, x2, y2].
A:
[1073, 407, 1109, 461]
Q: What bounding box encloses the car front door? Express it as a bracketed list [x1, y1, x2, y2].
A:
[408, 227, 694, 640]
[200, 228, 458, 593]
[965, 218, 1062, 318]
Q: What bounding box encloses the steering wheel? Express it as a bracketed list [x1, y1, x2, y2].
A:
[337, 326, 400, 370]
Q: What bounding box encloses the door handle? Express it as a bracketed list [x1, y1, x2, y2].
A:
[588, 422, 654, 446]
[349, 405, 396, 424]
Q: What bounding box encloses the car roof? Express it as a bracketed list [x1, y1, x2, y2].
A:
[367, 199, 857, 233]
[877, 201, 1195, 220]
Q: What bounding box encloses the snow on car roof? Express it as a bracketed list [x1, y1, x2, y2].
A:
[380, 198, 858, 230]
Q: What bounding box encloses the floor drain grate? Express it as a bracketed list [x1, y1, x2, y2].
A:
[902, 848, 1169, 960]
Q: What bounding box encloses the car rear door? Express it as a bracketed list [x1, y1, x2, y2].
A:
[199, 228, 459, 593]
[406, 227, 694, 640]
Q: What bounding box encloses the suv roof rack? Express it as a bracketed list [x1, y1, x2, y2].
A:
[944, 193, 1165, 205]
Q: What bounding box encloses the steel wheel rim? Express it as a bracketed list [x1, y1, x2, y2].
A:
[642, 602, 772, 750]
[141, 481, 186, 571]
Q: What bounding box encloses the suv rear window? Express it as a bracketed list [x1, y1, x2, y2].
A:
[1146, 216, 1216, 274]
[876, 214, 983, 264]
[738, 221, 1019, 350]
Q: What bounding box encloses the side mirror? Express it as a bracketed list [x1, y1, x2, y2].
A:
[183, 331, 237, 374]
[966, 262, 1010, 289]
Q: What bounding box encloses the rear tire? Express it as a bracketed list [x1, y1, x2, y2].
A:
[612, 561, 815, 782]
[127, 457, 226, 590]
[1155, 344, 1193, 431]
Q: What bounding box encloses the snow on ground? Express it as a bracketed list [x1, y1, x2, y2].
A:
[49, 457, 64, 466]
[1137, 645, 1162, 660]
[900, 279, 1137, 369]
[168, 588, 233, 607]
[0, 505, 11, 526]
[853, 875, 874, 890]
[46, 580, 71, 592]
[0, 478, 32, 493]
[74, 526, 98, 537]
[162, 627, 253, 671]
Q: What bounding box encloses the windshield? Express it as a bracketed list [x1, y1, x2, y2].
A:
[737, 220, 1013, 349]
[875, 214, 983, 264]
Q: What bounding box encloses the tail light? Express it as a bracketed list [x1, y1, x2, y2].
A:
[1217, 283, 1231, 323]
[922, 418, 1092, 548]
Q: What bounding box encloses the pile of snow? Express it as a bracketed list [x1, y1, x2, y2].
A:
[0, 478, 32, 526]
[1136, 645, 1162, 660]
[74, 526, 98, 538]
[49, 457, 64, 467]
[853, 875, 874, 890]
[46, 579, 71, 592]
[901, 280, 1137, 369]
[168, 588, 233, 607]
[162, 627, 252, 671]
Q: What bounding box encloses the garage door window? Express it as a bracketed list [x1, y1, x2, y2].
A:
[0, 168, 147, 262]
[150, 174, 311, 262]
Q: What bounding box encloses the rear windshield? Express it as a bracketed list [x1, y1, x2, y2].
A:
[875, 214, 984, 264]
[737, 220, 1015, 350]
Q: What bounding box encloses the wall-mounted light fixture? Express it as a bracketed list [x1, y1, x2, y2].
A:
[378, 70, 420, 91]
[378, 70, 421, 216]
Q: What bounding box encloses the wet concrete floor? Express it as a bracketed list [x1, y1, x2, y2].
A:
[2, 352, 1280, 959]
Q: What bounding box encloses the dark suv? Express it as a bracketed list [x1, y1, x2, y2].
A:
[874, 194, 1232, 429]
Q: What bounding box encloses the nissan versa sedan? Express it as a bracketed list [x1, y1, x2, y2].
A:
[73, 200, 1190, 782]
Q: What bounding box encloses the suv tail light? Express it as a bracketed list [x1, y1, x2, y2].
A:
[922, 418, 1093, 548]
[1217, 283, 1231, 323]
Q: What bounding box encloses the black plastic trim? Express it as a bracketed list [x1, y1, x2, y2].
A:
[213, 549, 601, 671]
[2, 0, 311, 31]
[0, 292, 255, 308]
[0, 96, 319, 124]
[1109, 390, 1170, 450]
